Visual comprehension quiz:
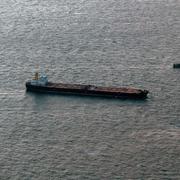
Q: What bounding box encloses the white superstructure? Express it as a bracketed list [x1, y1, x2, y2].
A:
[30, 72, 48, 86]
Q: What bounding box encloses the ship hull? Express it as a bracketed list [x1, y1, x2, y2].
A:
[26, 82, 148, 99]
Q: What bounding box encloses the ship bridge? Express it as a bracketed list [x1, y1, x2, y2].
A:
[29, 72, 48, 86]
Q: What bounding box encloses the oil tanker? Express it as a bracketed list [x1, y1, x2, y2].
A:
[26, 72, 149, 99]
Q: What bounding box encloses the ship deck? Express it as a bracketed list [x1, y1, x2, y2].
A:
[47, 82, 142, 94]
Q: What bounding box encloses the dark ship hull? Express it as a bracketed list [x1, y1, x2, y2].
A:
[26, 81, 149, 99]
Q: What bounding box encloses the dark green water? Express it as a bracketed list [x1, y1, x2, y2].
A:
[0, 0, 180, 179]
